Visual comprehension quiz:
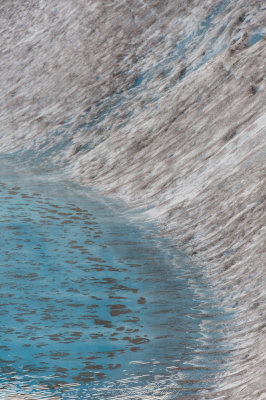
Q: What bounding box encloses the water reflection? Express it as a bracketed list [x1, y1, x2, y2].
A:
[0, 160, 230, 399]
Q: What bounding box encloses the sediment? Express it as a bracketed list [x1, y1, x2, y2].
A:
[1, 1, 265, 399]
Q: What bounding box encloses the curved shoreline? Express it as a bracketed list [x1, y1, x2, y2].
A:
[70, 41, 266, 399]
[0, 158, 239, 400]
[1, 1, 265, 398]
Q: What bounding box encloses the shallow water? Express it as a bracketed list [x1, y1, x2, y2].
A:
[0, 159, 229, 399]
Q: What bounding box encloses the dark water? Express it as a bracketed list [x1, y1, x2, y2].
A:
[0, 159, 228, 399]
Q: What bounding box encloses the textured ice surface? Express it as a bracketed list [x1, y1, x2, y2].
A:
[0, 0, 266, 398]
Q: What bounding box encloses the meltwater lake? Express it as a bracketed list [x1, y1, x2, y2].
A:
[0, 159, 229, 400]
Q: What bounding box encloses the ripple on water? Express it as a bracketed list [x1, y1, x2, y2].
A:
[0, 160, 233, 399]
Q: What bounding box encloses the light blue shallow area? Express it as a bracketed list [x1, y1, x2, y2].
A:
[0, 159, 231, 399]
[248, 32, 264, 46]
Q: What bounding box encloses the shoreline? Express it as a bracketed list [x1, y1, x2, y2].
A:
[69, 40, 266, 399]
[1, 1, 265, 398]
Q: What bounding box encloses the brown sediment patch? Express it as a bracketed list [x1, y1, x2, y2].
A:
[83, 362, 103, 370]
[108, 304, 132, 317]
[8, 190, 19, 195]
[90, 333, 104, 339]
[130, 347, 141, 352]
[50, 352, 70, 359]
[123, 336, 150, 345]
[111, 284, 138, 293]
[94, 318, 113, 328]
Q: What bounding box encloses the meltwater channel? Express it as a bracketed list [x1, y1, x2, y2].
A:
[0, 159, 230, 400]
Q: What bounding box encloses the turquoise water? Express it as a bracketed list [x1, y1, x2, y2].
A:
[248, 32, 264, 46]
[0, 159, 228, 399]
